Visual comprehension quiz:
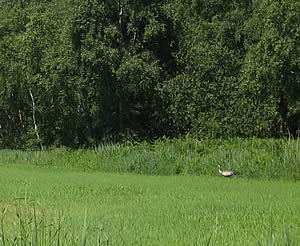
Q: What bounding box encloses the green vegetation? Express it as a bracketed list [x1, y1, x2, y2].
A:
[1, 138, 299, 180]
[1, 0, 299, 148]
[0, 138, 299, 245]
[0, 165, 300, 245]
[1, 0, 299, 243]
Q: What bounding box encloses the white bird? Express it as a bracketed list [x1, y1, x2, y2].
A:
[218, 165, 235, 177]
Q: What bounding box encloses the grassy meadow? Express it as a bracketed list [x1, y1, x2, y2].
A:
[0, 137, 299, 179]
[0, 138, 300, 245]
[1, 166, 300, 245]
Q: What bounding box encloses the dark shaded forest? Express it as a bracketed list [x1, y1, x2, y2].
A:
[0, 0, 299, 148]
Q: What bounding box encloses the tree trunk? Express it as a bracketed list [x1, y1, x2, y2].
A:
[29, 90, 44, 150]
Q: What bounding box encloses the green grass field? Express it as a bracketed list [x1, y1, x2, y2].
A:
[1, 165, 300, 245]
[1, 138, 300, 245]
[1, 138, 300, 180]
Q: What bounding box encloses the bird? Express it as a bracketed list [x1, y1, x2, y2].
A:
[218, 165, 236, 177]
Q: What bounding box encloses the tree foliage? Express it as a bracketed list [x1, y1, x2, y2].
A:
[0, 0, 299, 148]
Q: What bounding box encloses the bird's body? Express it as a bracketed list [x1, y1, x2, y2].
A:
[218, 165, 235, 177]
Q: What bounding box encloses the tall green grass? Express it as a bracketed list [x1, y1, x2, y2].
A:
[0, 203, 109, 245]
[0, 203, 296, 246]
[0, 166, 300, 245]
[0, 138, 299, 179]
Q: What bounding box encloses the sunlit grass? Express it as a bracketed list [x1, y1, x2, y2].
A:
[0, 138, 299, 179]
[0, 165, 300, 245]
[0, 138, 299, 244]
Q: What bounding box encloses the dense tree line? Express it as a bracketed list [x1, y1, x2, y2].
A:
[0, 0, 299, 148]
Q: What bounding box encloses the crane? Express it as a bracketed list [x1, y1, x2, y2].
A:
[218, 165, 236, 177]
